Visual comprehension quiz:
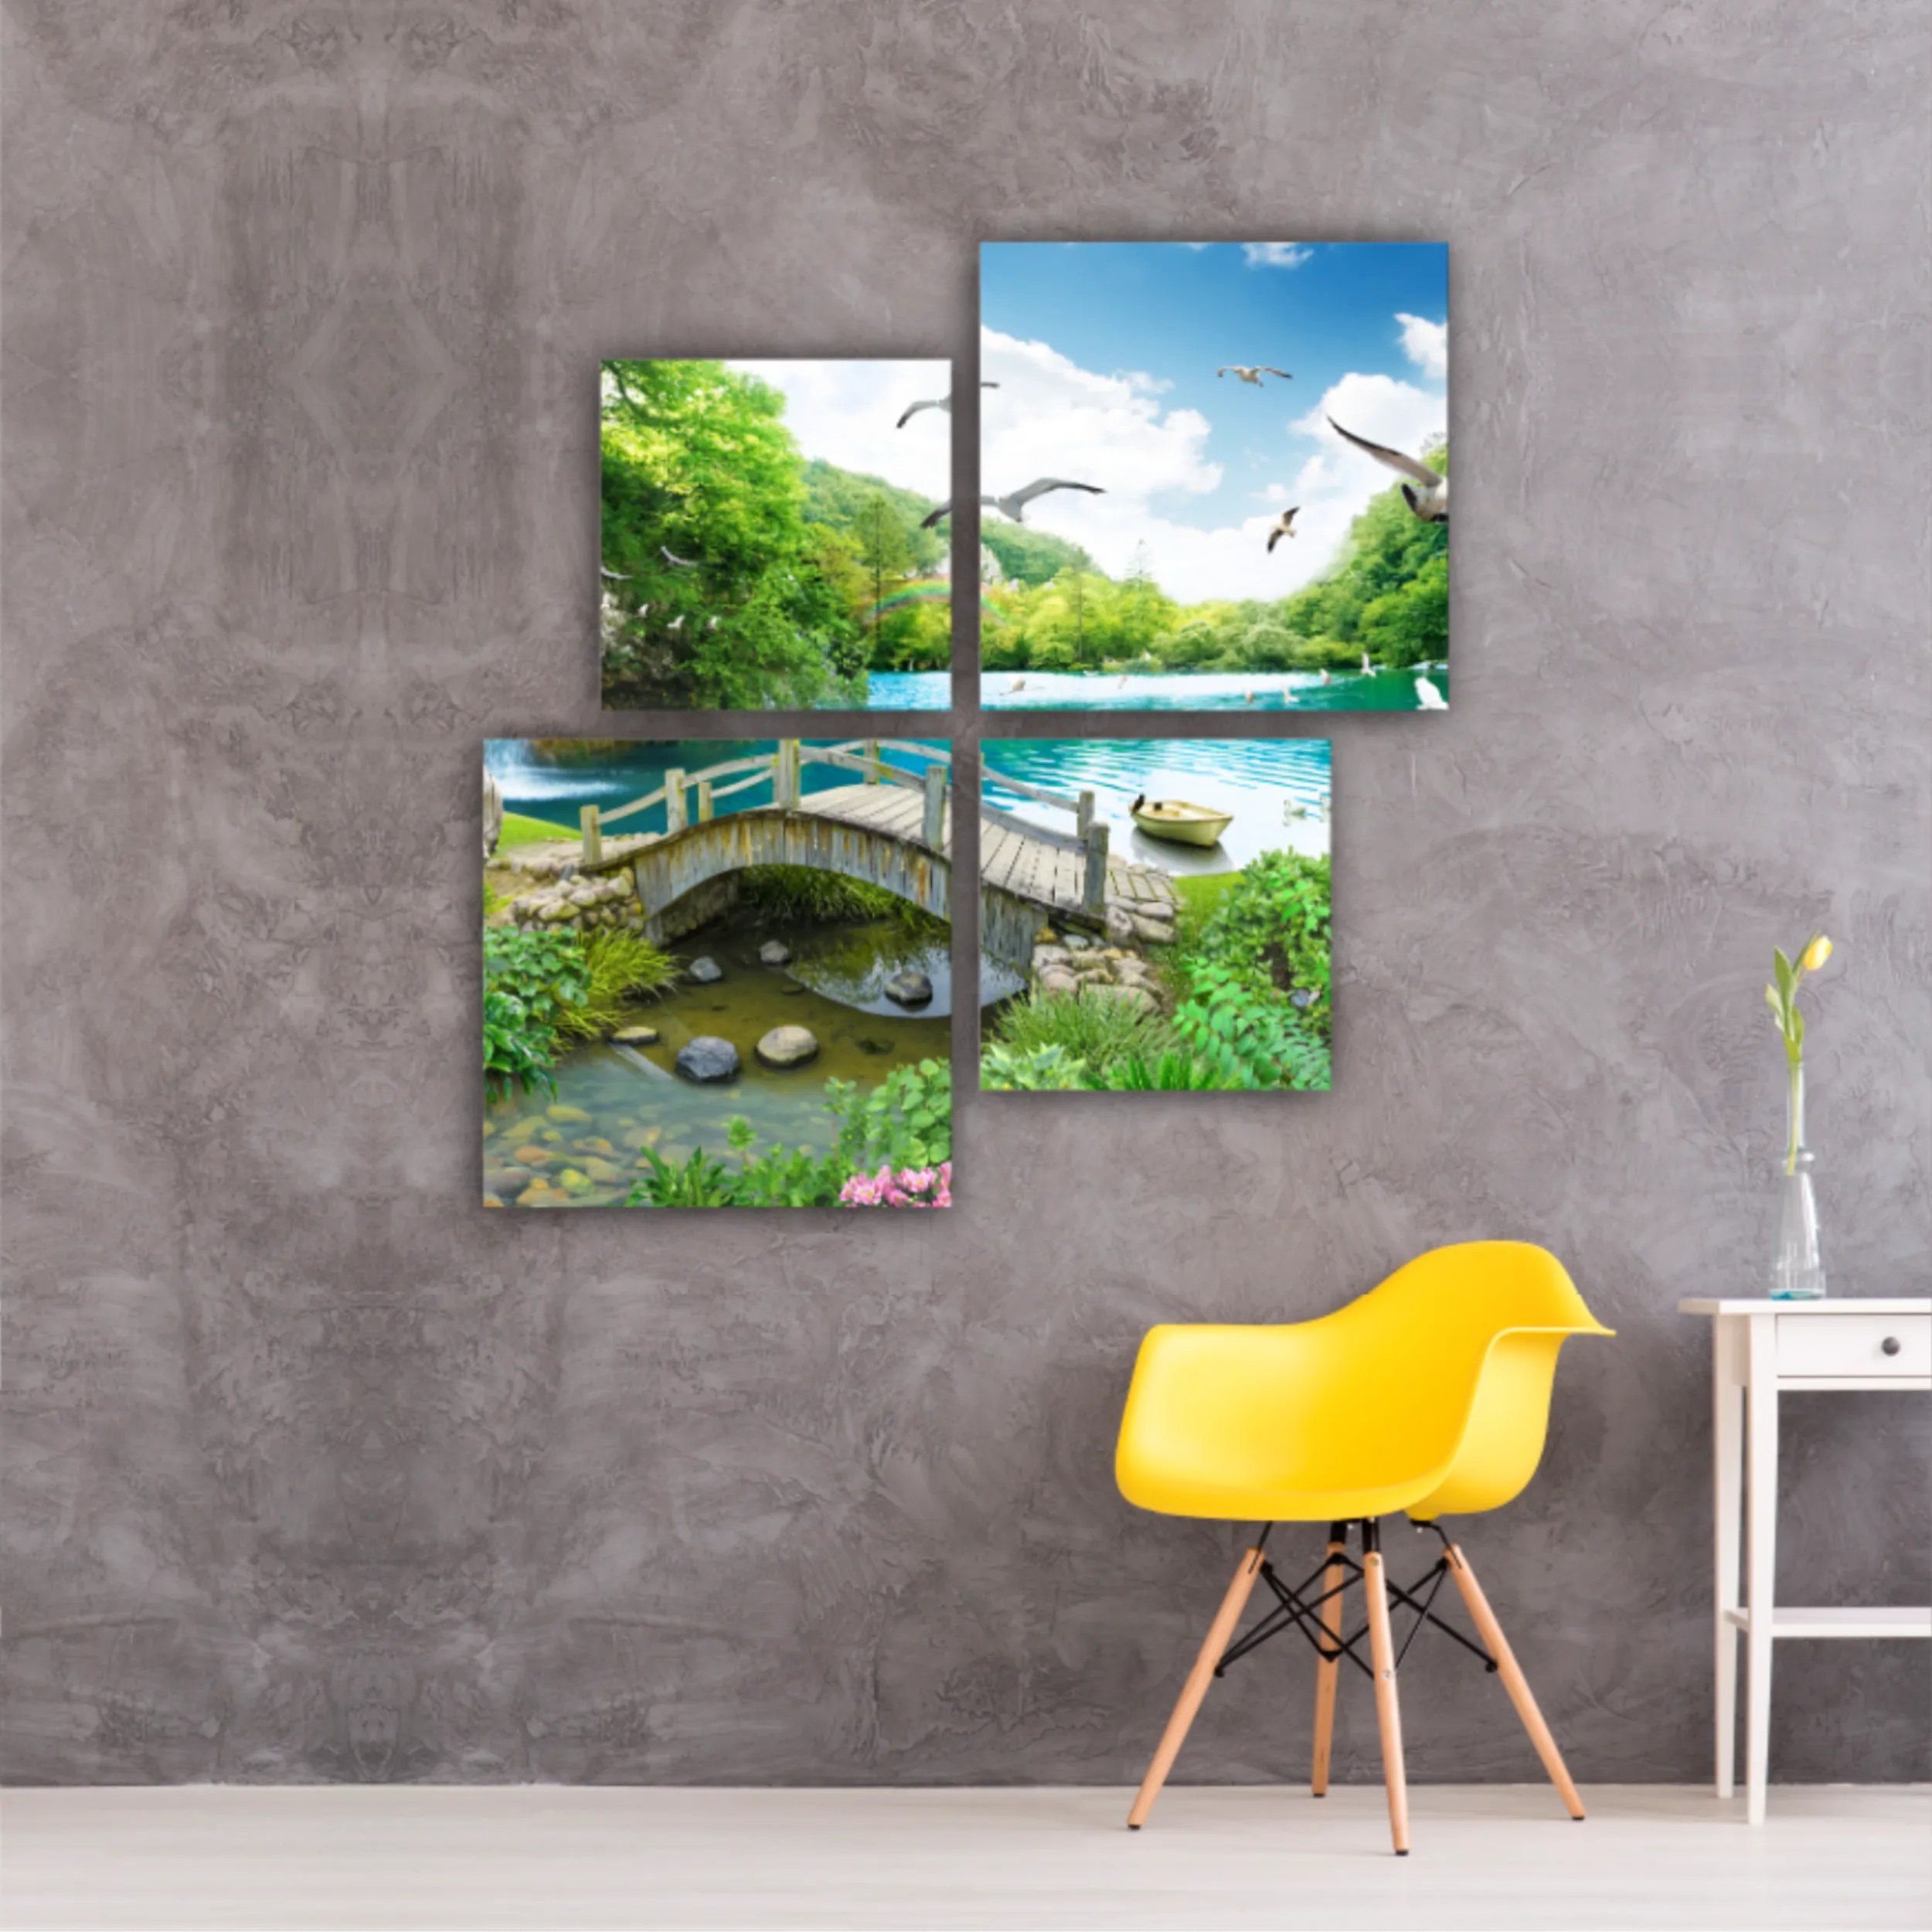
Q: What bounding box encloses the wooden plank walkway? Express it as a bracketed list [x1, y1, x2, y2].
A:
[810, 783, 1177, 923]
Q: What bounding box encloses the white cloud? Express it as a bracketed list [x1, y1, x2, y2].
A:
[980, 330, 1445, 604]
[1242, 243, 1311, 269]
[1395, 313, 1448, 380]
[727, 359, 951, 503]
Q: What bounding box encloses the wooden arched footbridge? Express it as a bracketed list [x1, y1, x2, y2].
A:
[554, 740, 1176, 969]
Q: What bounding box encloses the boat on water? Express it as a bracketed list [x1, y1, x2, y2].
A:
[1130, 794, 1233, 848]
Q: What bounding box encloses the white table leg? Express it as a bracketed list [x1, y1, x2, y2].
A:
[1713, 1317, 1744, 1798]
[1745, 1315, 1778, 1825]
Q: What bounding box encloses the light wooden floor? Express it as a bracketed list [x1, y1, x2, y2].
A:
[3, 1784, 1927, 1930]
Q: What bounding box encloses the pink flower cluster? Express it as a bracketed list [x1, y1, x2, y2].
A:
[838, 1162, 952, 1209]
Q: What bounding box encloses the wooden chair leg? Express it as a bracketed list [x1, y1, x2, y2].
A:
[1309, 1526, 1349, 1796]
[1127, 1542, 1267, 1830]
[1361, 1529, 1411, 1855]
[1444, 1541, 1587, 1820]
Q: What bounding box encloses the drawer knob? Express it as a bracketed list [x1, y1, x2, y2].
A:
[1882, 1336, 1902, 1356]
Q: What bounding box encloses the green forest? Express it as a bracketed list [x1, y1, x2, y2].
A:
[979, 444, 1447, 675]
[600, 360, 950, 708]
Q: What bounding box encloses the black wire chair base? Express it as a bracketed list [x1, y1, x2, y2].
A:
[1212, 1520, 1497, 1682]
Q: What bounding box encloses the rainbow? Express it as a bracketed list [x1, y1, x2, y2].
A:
[862, 579, 988, 623]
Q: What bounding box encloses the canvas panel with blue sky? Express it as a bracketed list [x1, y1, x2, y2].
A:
[977, 242, 1447, 711]
[600, 359, 954, 711]
[978, 737, 1332, 1092]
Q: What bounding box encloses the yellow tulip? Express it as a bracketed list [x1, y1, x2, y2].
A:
[1799, 935, 1832, 973]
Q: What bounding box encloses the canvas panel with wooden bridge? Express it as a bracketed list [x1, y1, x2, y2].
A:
[482, 737, 955, 1209]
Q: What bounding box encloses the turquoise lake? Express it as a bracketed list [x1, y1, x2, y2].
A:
[981, 666, 1445, 711]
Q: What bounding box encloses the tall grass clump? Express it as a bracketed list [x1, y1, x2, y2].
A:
[553, 929, 680, 1042]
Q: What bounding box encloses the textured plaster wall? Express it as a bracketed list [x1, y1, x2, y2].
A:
[2, 2, 1927, 1787]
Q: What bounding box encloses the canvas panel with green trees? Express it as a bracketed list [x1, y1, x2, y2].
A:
[978, 242, 1447, 712]
[600, 359, 953, 710]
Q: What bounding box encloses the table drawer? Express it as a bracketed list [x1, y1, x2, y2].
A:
[1777, 1313, 1932, 1379]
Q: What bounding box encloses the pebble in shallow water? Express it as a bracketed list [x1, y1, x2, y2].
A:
[755, 1025, 818, 1069]
[675, 1036, 740, 1083]
[686, 957, 723, 984]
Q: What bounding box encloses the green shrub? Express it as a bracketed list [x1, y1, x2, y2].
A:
[624, 1060, 953, 1208]
[1186, 849, 1331, 1030]
[988, 987, 1178, 1067]
[981, 1043, 1090, 1090]
[1172, 964, 1332, 1092]
[484, 928, 590, 1098]
[553, 929, 680, 1043]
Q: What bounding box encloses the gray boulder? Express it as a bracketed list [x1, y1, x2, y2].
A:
[755, 1025, 819, 1069]
[675, 1036, 740, 1083]
[883, 970, 934, 1008]
[758, 940, 792, 967]
[686, 957, 723, 984]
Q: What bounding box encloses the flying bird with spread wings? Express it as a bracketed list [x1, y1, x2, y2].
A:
[923, 478, 1105, 528]
[1327, 419, 1448, 522]
[1266, 507, 1301, 551]
[1218, 365, 1292, 386]
[896, 381, 999, 429]
[660, 544, 699, 568]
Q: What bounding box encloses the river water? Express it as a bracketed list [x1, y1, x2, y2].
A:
[981, 738, 1332, 876]
[981, 665, 1446, 711]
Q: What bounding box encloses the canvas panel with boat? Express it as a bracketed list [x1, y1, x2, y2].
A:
[978, 739, 1332, 1094]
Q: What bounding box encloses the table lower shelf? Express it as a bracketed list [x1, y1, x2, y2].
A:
[1722, 1605, 1932, 1639]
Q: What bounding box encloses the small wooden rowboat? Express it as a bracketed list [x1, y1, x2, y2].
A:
[1130, 796, 1233, 848]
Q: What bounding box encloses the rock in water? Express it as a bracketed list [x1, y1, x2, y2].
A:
[675, 1036, 740, 1083]
[884, 970, 934, 1008]
[686, 957, 723, 984]
[546, 1104, 591, 1124]
[755, 1025, 819, 1069]
[758, 940, 792, 967]
[613, 1025, 660, 1045]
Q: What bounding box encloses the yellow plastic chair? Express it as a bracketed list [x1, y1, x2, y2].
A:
[1116, 1240, 1613, 1853]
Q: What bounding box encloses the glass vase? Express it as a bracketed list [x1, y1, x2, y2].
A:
[1769, 1064, 1826, 1301]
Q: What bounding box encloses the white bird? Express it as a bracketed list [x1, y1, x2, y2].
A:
[1320, 669, 1332, 685]
[660, 544, 699, 568]
[1414, 675, 1448, 710]
[1266, 506, 1301, 552]
[923, 478, 1104, 529]
[896, 381, 998, 429]
[706, 616, 720, 632]
[1361, 652, 1372, 675]
[599, 565, 629, 580]
[668, 614, 685, 633]
[1008, 678, 1027, 693]
[1328, 418, 1448, 522]
[1218, 365, 1292, 386]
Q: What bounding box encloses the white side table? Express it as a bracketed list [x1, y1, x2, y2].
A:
[1679, 1298, 1931, 1823]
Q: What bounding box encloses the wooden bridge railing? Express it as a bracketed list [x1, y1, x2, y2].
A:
[578, 740, 951, 864]
[981, 774, 1111, 917]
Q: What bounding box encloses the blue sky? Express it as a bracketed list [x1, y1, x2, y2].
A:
[980, 242, 1447, 599]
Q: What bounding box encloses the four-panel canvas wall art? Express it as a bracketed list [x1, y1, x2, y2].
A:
[492, 243, 1439, 1206]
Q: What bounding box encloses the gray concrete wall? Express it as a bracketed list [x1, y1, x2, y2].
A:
[2, 2, 1927, 1787]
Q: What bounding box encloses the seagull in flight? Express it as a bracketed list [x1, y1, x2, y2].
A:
[660, 544, 699, 568]
[1328, 419, 1448, 522]
[599, 565, 629, 580]
[1266, 507, 1301, 551]
[896, 382, 998, 429]
[1218, 365, 1292, 386]
[1414, 675, 1448, 710]
[923, 478, 1105, 528]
